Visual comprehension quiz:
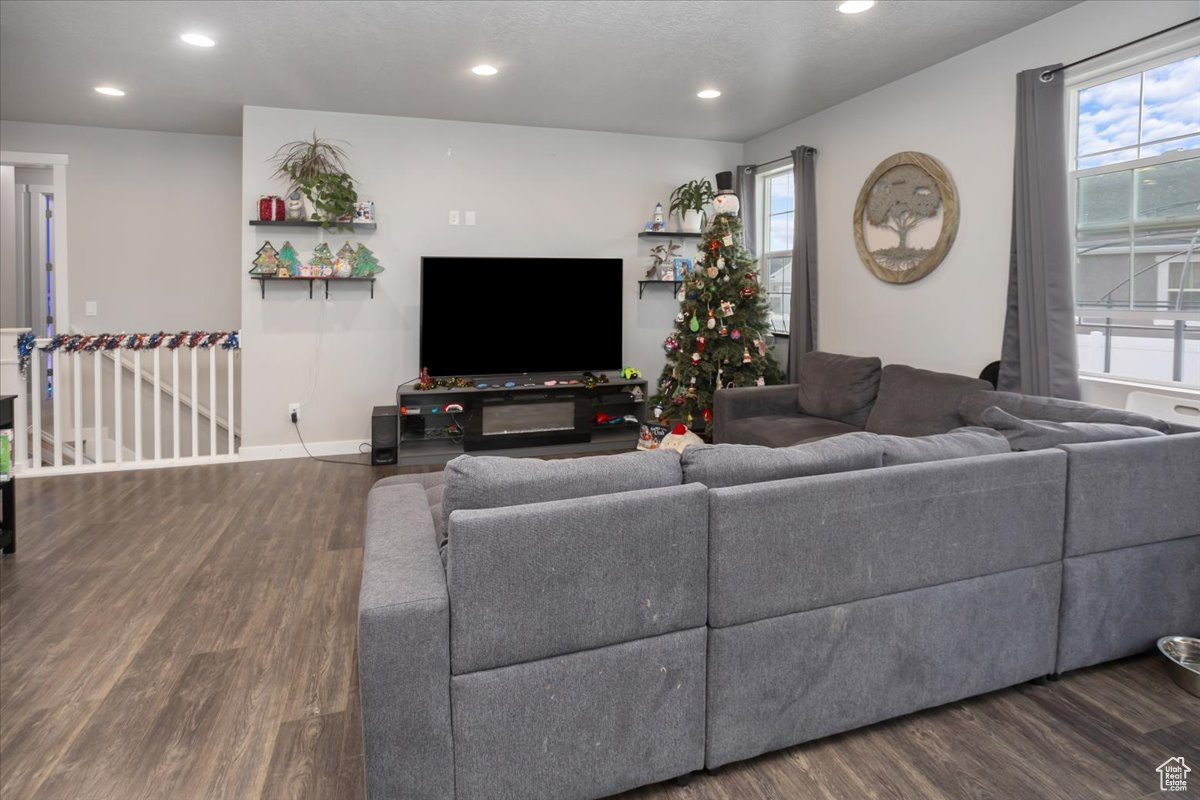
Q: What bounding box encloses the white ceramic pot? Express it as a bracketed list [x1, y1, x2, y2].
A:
[680, 209, 704, 233]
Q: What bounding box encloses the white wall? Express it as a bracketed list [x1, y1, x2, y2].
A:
[0, 121, 241, 332]
[0, 166, 14, 328]
[743, 0, 1199, 378]
[240, 106, 740, 451]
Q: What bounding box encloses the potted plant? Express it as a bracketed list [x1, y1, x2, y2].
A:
[270, 132, 359, 228]
[669, 178, 714, 233]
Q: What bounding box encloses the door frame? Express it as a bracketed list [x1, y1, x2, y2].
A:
[0, 151, 69, 334]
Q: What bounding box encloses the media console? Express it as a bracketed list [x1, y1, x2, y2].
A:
[395, 376, 648, 465]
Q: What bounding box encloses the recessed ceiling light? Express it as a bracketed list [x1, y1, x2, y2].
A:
[180, 32, 216, 47]
[472, 64, 499, 76]
[837, 0, 875, 13]
[697, 89, 721, 99]
[95, 86, 126, 97]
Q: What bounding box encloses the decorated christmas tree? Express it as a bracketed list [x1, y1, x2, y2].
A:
[251, 241, 280, 275]
[649, 174, 784, 432]
[277, 241, 302, 277]
[352, 243, 383, 276]
[335, 242, 356, 278]
[310, 242, 335, 277]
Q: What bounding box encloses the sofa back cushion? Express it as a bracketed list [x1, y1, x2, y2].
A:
[980, 406, 1165, 451]
[877, 427, 1010, 466]
[865, 364, 991, 436]
[681, 432, 882, 488]
[960, 389, 1171, 433]
[796, 351, 883, 428]
[441, 449, 682, 551]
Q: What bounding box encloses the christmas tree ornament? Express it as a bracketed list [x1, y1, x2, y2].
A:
[722, 275, 730, 283]
[718, 323, 729, 337]
[713, 171, 741, 216]
[720, 300, 735, 317]
[703, 408, 713, 424]
[689, 314, 700, 333]
[675, 311, 685, 323]
[723, 234, 734, 246]
[706, 308, 717, 329]
[745, 271, 757, 282]
[706, 266, 719, 278]
[755, 338, 767, 356]
[664, 335, 679, 352]
[653, 405, 664, 418]
[717, 257, 726, 270]
[741, 286, 756, 299]
[731, 328, 742, 340]
[690, 352, 701, 365]
[687, 377, 698, 397]
[743, 347, 753, 364]
[757, 377, 766, 386]
[696, 336, 706, 353]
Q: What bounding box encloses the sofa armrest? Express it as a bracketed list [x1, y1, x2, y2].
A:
[358, 483, 454, 800]
[712, 384, 800, 443]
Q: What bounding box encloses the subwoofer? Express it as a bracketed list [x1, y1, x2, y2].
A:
[371, 405, 398, 465]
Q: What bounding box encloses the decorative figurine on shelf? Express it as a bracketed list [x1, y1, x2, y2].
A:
[712, 170, 740, 217]
[415, 367, 437, 390]
[284, 190, 308, 221]
[258, 195, 285, 221]
[353, 201, 375, 224]
[251, 241, 280, 275]
[277, 241, 302, 277]
[620, 366, 640, 380]
[652, 202, 665, 231]
[352, 243, 383, 276]
[335, 242, 356, 278]
[646, 240, 681, 279]
[310, 242, 335, 278]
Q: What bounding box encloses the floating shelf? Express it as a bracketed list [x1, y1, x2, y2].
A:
[249, 219, 377, 231]
[638, 231, 702, 239]
[637, 279, 683, 299]
[250, 275, 377, 299]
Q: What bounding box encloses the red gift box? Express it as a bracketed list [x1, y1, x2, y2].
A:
[258, 195, 284, 221]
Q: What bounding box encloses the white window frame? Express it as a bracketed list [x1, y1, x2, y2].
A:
[758, 166, 793, 335]
[1066, 37, 1200, 386]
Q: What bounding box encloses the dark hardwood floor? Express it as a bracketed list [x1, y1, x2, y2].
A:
[1, 457, 1196, 799]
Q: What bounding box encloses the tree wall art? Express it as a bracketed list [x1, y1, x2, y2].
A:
[853, 151, 959, 284]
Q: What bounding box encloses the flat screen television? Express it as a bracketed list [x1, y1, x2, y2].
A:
[420, 257, 623, 377]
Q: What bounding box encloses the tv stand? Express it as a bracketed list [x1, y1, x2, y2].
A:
[395, 376, 648, 465]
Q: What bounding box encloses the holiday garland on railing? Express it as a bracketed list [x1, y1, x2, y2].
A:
[16, 331, 240, 375]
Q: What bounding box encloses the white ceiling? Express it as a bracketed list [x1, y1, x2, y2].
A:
[0, 0, 1079, 142]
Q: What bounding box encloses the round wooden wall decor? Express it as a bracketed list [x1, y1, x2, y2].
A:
[853, 151, 959, 284]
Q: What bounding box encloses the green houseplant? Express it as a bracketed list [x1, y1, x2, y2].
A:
[669, 178, 715, 233]
[270, 132, 359, 228]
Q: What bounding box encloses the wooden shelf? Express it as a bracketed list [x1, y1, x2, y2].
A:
[250, 275, 376, 299]
[637, 279, 683, 299]
[638, 231, 702, 239]
[249, 219, 377, 231]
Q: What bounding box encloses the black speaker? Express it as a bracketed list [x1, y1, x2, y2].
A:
[371, 405, 398, 465]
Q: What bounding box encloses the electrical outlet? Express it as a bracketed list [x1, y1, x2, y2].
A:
[448, 210, 460, 226]
[465, 210, 476, 226]
[288, 402, 300, 422]
[85, 301, 97, 316]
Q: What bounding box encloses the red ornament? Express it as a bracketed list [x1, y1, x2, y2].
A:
[696, 336, 707, 353]
[741, 286, 756, 299]
[708, 239, 720, 251]
[703, 408, 712, 423]
[672, 423, 688, 435]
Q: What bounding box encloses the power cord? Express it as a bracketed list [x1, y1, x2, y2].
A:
[291, 410, 374, 466]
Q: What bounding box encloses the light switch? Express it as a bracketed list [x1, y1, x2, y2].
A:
[465, 210, 476, 226]
[449, 210, 460, 226]
[85, 301, 97, 316]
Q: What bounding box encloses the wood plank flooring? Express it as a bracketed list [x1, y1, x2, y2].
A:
[2, 457, 1197, 799]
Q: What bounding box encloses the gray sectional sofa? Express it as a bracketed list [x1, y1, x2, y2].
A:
[358, 356, 1200, 800]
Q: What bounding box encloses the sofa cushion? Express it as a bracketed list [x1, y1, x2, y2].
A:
[877, 427, 1010, 466]
[681, 432, 883, 488]
[865, 365, 991, 436]
[980, 406, 1165, 451]
[373, 471, 446, 491]
[721, 414, 861, 447]
[796, 351, 882, 428]
[960, 389, 1171, 433]
[441, 450, 683, 550]
[425, 483, 445, 506]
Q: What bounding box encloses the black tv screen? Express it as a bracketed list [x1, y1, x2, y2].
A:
[420, 257, 623, 377]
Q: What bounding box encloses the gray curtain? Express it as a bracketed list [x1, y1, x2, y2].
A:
[999, 66, 1081, 399]
[735, 164, 758, 258]
[787, 146, 818, 380]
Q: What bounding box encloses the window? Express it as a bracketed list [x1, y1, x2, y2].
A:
[1069, 49, 1200, 385]
[760, 169, 793, 333]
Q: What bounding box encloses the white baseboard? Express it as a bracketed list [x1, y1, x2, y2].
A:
[238, 439, 368, 462]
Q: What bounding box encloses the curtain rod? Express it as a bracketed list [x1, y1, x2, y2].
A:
[744, 148, 819, 173]
[1040, 16, 1199, 81]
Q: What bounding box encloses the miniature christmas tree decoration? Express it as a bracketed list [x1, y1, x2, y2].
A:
[352, 243, 383, 277]
[310, 242, 335, 278]
[251, 241, 280, 275]
[277, 241, 302, 277]
[335, 242, 356, 278]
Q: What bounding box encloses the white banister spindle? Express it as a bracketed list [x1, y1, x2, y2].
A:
[73, 353, 83, 465]
[190, 349, 199, 458]
[51, 349, 62, 467]
[153, 349, 162, 461]
[172, 348, 181, 459]
[30, 353, 42, 469]
[93, 350, 103, 466]
[133, 350, 143, 462]
[113, 351, 123, 464]
[226, 347, 235, 456]
[208, 349, 217, 457]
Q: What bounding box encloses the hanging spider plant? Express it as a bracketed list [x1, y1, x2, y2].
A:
[269, 132, 358, 228]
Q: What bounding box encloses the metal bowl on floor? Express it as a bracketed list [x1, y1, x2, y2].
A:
[1157, 636, 1200, 698]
